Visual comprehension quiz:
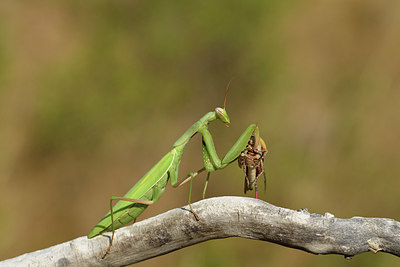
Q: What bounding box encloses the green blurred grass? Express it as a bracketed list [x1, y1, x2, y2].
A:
[0, 1, 399, 266]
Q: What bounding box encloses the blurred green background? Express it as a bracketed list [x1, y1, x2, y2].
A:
[1, 0, 400, 266]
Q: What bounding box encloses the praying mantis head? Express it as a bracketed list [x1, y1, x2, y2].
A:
[215, 107, 230, 126]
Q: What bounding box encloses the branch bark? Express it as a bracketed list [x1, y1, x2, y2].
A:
[2, 196, 400, 266]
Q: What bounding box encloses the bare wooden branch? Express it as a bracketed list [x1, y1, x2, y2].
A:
[2, 196, 400, 266]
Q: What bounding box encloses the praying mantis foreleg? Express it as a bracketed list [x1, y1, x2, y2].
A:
[173, 124, 257, 217]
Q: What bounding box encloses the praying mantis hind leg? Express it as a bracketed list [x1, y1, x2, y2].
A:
[102, 197, 154, 259]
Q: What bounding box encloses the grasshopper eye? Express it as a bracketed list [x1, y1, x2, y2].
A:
[215, 107, 230, 126]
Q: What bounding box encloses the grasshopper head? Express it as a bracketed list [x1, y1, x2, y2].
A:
[215, 107, 230, 127]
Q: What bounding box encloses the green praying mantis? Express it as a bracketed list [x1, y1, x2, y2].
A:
[88, 88, 262, 258]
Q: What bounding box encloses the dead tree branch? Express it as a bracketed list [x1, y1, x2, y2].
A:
[2, 196, 400, 266]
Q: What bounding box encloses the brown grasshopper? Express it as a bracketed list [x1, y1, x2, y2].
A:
[238, 127, 268, 199]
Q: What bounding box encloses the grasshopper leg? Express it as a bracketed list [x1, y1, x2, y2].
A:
[262, 163, 267, 192]
[242, 165, 251, 194]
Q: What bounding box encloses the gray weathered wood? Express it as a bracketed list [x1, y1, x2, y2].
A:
[1, 196, 399, 266]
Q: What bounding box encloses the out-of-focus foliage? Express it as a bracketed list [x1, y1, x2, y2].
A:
[0, 1, 399, 266]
